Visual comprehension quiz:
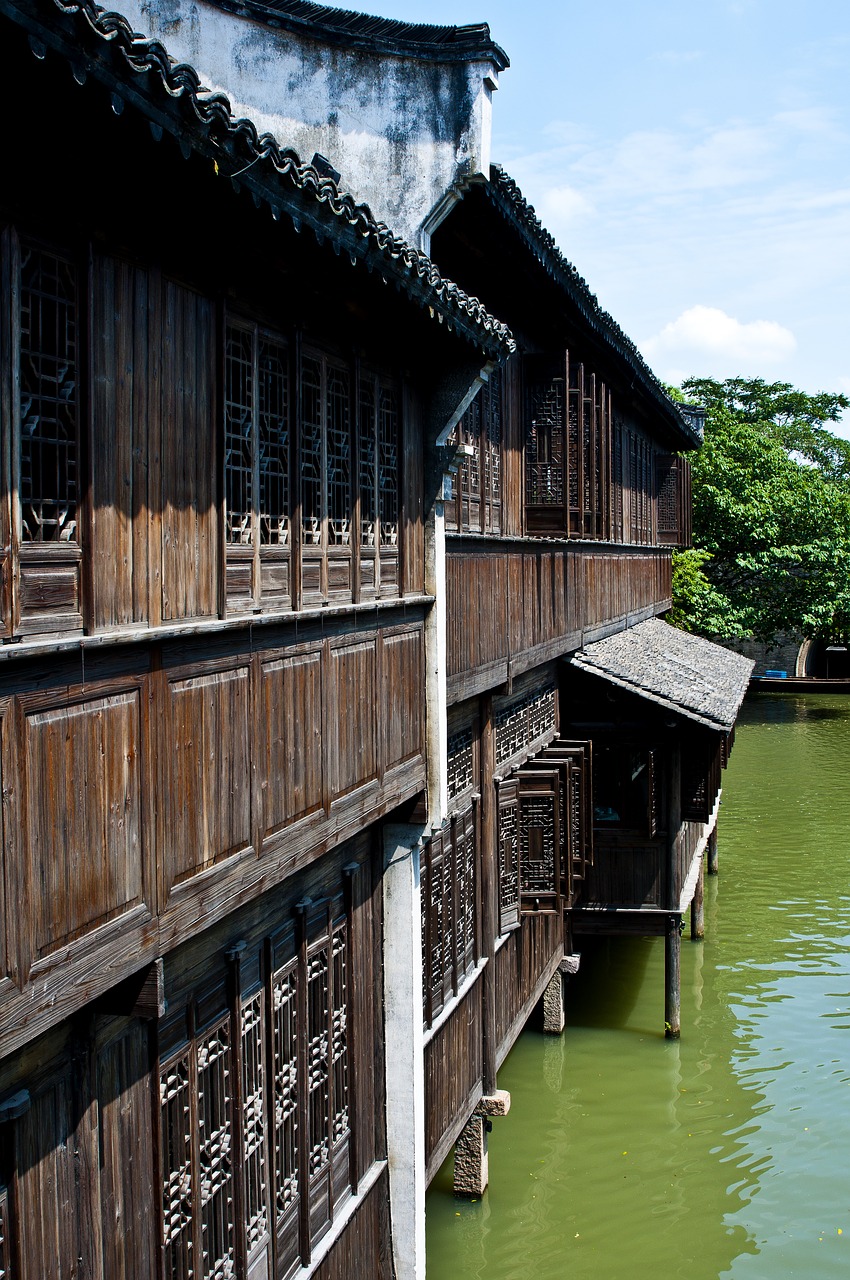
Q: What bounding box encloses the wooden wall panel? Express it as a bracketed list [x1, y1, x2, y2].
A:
[16, 1068, 99, 1280]
[447, 541, 673, 688]
[163, 665, 252, 888]
[424, 977, 483, 1170]
[494, 913, 562, 1062]
[312, 1166, 392, 1280]
[24, 690, 144, 960]
[160, 280, 217, 622]
[260, 648, 324, 832]
[90, 256, 150, 629]
[97, 1021, 158, 1280]
[331, 639, 377, 798]
[381, 627, 423, 770]
[581, 838, 663, 908]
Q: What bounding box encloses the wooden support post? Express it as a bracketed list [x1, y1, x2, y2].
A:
[691, 856, 705, 941]
[707, 824, 719, 875]
[665, 737, 682, 1039]
[665, 915, 681, 1039]
[480, 694, 499, 1095]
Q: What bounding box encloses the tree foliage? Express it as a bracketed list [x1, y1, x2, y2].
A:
[672, 377, 850, 642]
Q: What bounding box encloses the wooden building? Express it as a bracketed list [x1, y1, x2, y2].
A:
[0, 0, 751, 1277]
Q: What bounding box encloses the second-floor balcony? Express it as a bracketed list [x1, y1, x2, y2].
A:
[446, 534, 672, 701]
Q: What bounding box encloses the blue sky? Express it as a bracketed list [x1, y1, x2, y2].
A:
[343, 0, 850, 414]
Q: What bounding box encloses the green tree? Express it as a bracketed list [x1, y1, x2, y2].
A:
[672, 377, 850, 642]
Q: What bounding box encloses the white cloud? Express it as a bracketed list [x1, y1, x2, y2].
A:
[641, 306, 797, 379]
[539, 184, 594, 226]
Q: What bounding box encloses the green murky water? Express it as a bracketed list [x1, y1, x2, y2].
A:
[426, 695, 850, 1279]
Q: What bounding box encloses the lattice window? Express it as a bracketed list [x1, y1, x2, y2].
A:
[241, 993, 268, 1255]
[307, 943, 331, 1180]
[359, 381, 377, 547]
[447, 727, 474, 801]
[327, 367, 351, 546]
[224, 319, 290, 610]
[197, 1018, 236, 1280]
[330, 923, 349, 1147]
[224, 325, 254, 546]
[526, 369, 566, 509]
[495, 683, 557, 765]
[19, 241, 79, 544]
[301, 354, 324, 545]
[518, 791, 558, 900]
[378, 385, 399, 545]
[272, 959, 300, 1225]
[258, 338, 290, 547]
[421, 806, 479, 1027]
[160, 1053, 194, 1280]
[447, 367, 503, 534]
[497, 778, 520, 933]
[455, 813, 476, 978]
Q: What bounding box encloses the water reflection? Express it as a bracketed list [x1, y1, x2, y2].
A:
[426, 696, 850, 1279]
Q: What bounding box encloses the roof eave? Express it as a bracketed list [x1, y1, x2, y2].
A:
[2, 0, 514, 362]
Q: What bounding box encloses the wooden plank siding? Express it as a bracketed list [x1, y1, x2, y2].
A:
[446, 538, 672, 698]
[494, 912, 563, 1067]
[0, 612, 426, 1061]
[424, 974, 484, 1179]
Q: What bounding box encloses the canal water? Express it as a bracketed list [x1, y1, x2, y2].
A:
[426, 694, 850, 1279]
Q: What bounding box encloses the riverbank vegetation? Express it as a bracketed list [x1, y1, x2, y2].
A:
[667, 377, 850, 641]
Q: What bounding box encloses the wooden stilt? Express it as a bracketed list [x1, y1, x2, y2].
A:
[707, 824, 719, 875]
[690, 856, 705, 941]
[665, 915, 681, 1039]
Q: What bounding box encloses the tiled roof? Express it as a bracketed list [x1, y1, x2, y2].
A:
[209, 0, 510, 68]
[485, 167, 702, 444]
[571, 619, 754, 732]
[6, 0, 514, 358]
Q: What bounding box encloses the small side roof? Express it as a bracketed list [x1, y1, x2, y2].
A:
[570, 619, 754, 733]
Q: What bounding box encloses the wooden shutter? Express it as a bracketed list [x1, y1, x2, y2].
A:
[517, 766, 561, 914]
[496, 777, 520, 933]
[547, 739, 594, 878]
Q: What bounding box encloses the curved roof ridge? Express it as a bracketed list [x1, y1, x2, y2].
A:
[206, 0, 509, 68]
[488, 165, 697, 439]
[34, 0, 514, 355]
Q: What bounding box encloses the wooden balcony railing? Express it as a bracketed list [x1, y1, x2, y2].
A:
[446, 536, 672, 700]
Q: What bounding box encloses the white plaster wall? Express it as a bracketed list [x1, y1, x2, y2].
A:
[119, 0, 497, 245]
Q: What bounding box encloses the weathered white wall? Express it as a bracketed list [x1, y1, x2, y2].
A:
[120, 0, 498, 245]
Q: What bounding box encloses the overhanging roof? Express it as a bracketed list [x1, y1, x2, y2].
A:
[1, 0, 514, 362]
[570, 619, 754, 732]
[481, 168, 702, 448]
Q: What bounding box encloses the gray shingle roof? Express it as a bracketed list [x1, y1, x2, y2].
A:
[10, 0, 514, 361]
[570, 619, 754, 732]
[208, 0, 510, 68]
